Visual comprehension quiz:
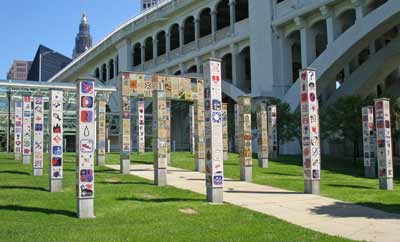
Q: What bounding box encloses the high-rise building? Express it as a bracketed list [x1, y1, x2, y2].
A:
[72, 12, 93, 59]
[141, 0, 163, 11]
[28, 45, 71, 82]
[6, 60, 32, 80]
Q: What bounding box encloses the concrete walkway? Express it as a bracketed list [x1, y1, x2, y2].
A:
[106, 164, 400, 242]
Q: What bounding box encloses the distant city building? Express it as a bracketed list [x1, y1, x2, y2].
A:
[72, 13, 93, 59]
[141, 0, 163, 11]
[28, 45, 71, 82]
[6, 60, 32, 80]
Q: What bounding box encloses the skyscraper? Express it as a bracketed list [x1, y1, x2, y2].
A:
[6, 60, 32, 80]
[73, 13, 93, 59]
[141, 0, 163, 11]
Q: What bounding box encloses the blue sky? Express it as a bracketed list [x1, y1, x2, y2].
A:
[0, 0, 140, 79]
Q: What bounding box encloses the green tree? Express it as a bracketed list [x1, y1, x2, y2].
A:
[320, 96, 364, 162]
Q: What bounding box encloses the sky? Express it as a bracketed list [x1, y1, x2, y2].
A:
[0, 0, 141, 79]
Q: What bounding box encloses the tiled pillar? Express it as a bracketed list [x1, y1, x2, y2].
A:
[267, 105, 278, 160]
[33, 96, 44, 176]
[49, 90, 63, 192]
[120, 73, 131, 174]
[22, 96, 32, 165]
[14, 100, 22, 160]
[222, 103, 229, 160]
[153, 89, 168, 186]
[238, 96, 252, 182]
[194, 80, 205, 172]
[257, 104, 268, 168]
[96, 98, 107, 166]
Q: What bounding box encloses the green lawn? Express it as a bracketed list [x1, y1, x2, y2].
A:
[0, 153, 353, 242]
[107, 151, 400, 215]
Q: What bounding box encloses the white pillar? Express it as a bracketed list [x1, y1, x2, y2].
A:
[279, 30, 293, 93]
[119, 77, 131, 174]
[49, 90, 63, 192]
[351, 0, 366, 21]
[76, 79, 95, 218]
[179, 25, 184, 53]
[204, 58, 224, 203]
[211, 10, 217, 42]
[33, 96, 44, 176]
[22, 96, 32, 165]
[137, 96, 145, 154]
[14, 101, 22, 160]
[231, 44, 239, 86]
[141, 45, 145, 71]
[153, 90, 168, 186]
[320, 6, 338, 44]
[166, 33, 171, 60]
[295, 17, 316, 68]
[96, 98, 107, 166]
[194, 18, 200, 48]
[375, 98, 394, 190]
[153, 38, 158, 65]
[116, 39, 132, 72]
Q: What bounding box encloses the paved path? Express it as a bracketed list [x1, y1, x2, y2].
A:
[106, 164, 400, 242]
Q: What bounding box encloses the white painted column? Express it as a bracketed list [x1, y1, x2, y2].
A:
[295, 17, 316, 68]
[153, 38, 158, 65]
[320, 6, 338, 44]
[194, 18, 200, 48]
[96, 98, 107, 166]
[120, 75, 131, 174]
[204, 58, 224, 203]
[374, 98, 394, 190]
[211, 10, 217, 42]
[33, 96, 44, 176]
[76, 79, 95, 218]
[14, 100, 22, 160]
[279, 31, 293, 93]
[179, 26, 184, 53]
[153, 89, 168, 186]
[195, 56, 201, 74]
[229, 0, 236, 34]
[22, 96, 32, 165]
[257, 104, 268, 168]
[141, 45, 146, 71]
[49, 90, 63, 192]
[352, 0, 366, 21]
[137, 96, 145, 154]
[166, 33, 171, 60]
[299, 69, 321, 195]
[361, 106, 376, 178]
[231, 44, 239, 86]
[116, 39, 132, 72]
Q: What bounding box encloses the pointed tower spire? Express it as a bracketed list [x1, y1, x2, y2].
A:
[73, 11, 93, 59]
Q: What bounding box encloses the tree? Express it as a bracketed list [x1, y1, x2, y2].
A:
[320, 95, 364, 162]
[260, 97, 300, 155]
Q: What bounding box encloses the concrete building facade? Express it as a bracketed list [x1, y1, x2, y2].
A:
[49, 0, 400, 152]
[7, 60, 32, 80]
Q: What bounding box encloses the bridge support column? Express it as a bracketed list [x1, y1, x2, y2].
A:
[116, 39, 132, 72]
[231, 44, 239, 87]
[320, 6, 338, 44]
[211, 11, 217, 42]
[229, 0, 236, 34]
[179, 26, 184, 54]
[194, 18, 200, 49]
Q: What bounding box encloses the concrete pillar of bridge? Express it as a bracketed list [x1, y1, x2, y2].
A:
[179, 63, 185, 74]
[320, 6, 338, 44]
[351, 0, 366, 21]
[295, 17, 316, 68]
[106, 64, 110, 83]
[166, 33, 171, 60]
[153, 38, 158, 65]
[229, 0, 236, 35]
[116, 39, 132, 72]
[195, 57, 201, 74]
[194, 18, 200, 49]
[179, 26, 184, 54]
[211, 10, 217, 42]
[369, 42, 376, 55]
[231, 44, 239, 87]
[141, 45, 145, 71]
[279, 30, 293, 95]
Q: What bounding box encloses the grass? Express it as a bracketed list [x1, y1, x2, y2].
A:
[107, 151, 400, 215]
[0, 152, 353, 242]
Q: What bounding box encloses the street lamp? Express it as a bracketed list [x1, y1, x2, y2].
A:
[39, 50, 55, 82]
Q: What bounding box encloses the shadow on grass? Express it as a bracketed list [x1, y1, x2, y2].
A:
[309, 201, 400, 219]
[226, 190, 303, 195]
[265, 172, 299, 177]
[117, 196, 203, 203]
[327, 184, 373, 189]
[99, 181, 152, 186]
[0, 185, 47, 192]
[0, 205, 75, 218]
[96, 169, 119, 174]
[0, 170, 30, 176]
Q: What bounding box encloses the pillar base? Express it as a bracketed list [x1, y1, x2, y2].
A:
[96, 155, 106, 166]
[240, 166, 252, 182]
[258, 159, 269, 168]
[195, 158, 205, 172]
[364, 165, 376, 178]
[223, 152, 228, 161]
[120, 159, 130, 174]
[22, 155, 30, 164]
[304, 180, 320, 194]
[379, 177, 393, 190]
[33, 168, 43, 176]
[207, 187, 223, 204]
[49, 179, 62, 192]
[14, 153, 22, 160]
[77, 198, 95, 219]
[154, 168, 167, 186]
